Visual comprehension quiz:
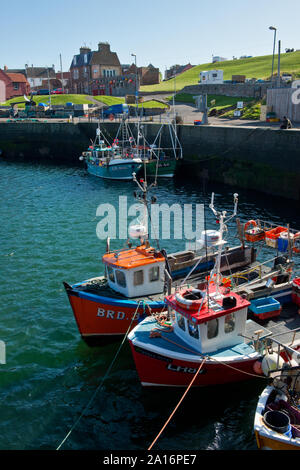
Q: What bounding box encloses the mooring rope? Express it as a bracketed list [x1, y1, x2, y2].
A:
[147, 357, 208, 451]
[56, 300, 142, 450]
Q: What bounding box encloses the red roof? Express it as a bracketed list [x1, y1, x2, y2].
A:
[6, 73, 28, 83]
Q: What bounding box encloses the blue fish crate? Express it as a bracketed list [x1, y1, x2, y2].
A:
[249, 296, 282, 319]
[250, 296, 280, 313]
[278, 236, 288, 252]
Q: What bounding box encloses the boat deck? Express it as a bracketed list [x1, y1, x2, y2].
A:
[130, 316, 256, 360]
[130, 303, 300, 360]
[248, 302, 300, 347]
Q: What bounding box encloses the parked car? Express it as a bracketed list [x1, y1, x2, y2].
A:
[51, 88, 63, 94]
[37, 89, 50, 95]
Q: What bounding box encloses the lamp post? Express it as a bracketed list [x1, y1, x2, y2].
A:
[46, 66, 52, 109]
[131, 53, 138, 108]
[269, 26, 277, 88]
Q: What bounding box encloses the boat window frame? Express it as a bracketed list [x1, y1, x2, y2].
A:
[133, 269, 144, 286]
[207, 318, 219, 339]
[224, 312, 235, 334]
[149, 266, 160, 282]
[187, 319, 199, 339]
[175, 312, 186, 331]
[115, 269, 127, 288]
[107, 265, 115, 283]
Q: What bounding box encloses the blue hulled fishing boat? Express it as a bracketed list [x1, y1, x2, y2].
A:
[80, 123, 142, 180]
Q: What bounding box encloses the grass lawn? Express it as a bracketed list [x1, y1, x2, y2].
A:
[140, 51, 300, 93]
[0, 94, 95, 108]
[220, 100, 262, 120]
[1, 94, 168, 110]
[92, 96, 125, 106]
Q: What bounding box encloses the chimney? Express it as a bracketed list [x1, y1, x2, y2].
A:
[98, 42, 110, 53]
[4, 65, 7, 71]
[80, 47, 91, 55]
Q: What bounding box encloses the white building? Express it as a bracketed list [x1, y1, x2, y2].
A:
[199, 70, 223, 85]
[212, 56, 227, 63]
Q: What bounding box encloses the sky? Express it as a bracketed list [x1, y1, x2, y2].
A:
[1, 0, 300, 74]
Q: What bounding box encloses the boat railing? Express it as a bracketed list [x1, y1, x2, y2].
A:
[175, 255, 291, 292]
[227, 255, 292, 288]
[241, 327, 300, 366]
[254, 219, 299, 236]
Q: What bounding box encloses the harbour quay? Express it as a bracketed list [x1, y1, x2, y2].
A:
[0, 120, 299, 201]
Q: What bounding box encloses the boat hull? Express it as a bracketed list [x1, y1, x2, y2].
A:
[140, 159, 177, 178]
[64, 283, 165, 343]
[128, 341, 258, 388]
[87, 160, 142, 180]
[254, 385, 300, 450]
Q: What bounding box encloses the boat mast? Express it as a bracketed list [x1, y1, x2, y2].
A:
[209, 192, 239, 297]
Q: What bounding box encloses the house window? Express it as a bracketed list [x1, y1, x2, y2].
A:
[176, 312, 185, 331]
[73, 69, 79, 79]
[115, 270, 126, 287]
[84, 54, 88, 63]
[73, 56, 77, 65]
[188, 319, 199, 339]
[107, 266, 115, 283]
[224, 313, 235, 334]
[13, 83, 19, 90]
[103, 70, 106, 77]
[207, 318, 219, 339]
[149, 266, 159, 282]
[133, 270, 144, 286]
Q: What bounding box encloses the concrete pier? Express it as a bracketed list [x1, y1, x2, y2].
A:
[0, 121, 299, 200]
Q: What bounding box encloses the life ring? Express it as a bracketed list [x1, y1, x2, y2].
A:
[175, 288, 203, 310]
[244, 220, 257, 233]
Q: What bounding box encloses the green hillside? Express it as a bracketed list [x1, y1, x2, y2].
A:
[140, 51, 300, 93]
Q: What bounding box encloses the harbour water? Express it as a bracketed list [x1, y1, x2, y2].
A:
[0, 160, 299, 451]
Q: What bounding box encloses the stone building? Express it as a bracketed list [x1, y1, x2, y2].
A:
[0, 68, 30, 100]
[126, 63, 160, 86]
[69, 42, 137, 96]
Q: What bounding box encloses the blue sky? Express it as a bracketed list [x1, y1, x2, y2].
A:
[1, 0, 299, 74]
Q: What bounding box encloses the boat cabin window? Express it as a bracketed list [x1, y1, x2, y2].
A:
[187, 319, 199, 339]
[176, 312, 185, 331]
[149, 266, 160, 282]
[107, 266, 115, 283]
[207, 318, 219, 339]
[224, 313, 235, 334]
[115, 269, 126, 288]
[134, 270, 144, 286]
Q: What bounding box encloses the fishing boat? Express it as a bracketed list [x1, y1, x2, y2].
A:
[79, 123, 142, 180]
[63, 187, 259, 345]
[128, 195, 300, 388]
[134, 118, 182, 179]
[254, 343, 300, 450]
